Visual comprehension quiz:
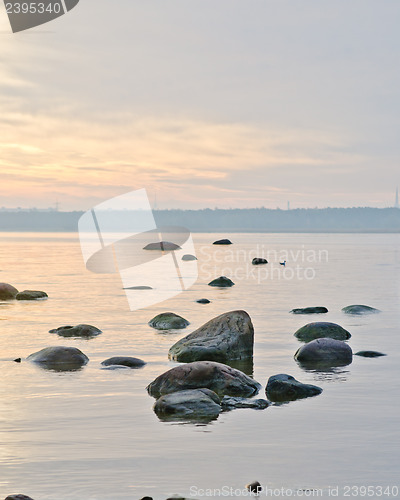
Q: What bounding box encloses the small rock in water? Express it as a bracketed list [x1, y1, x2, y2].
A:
[101, 356, 146, 368]
[49, 324, 102, 338]
[355, 350, 386, 358]
[208, 276, 235, 287]
[213, 239, 232, 245]
[148, 312, 189, 330]
[221, 396, 269, 409]
[143, 241, 181, 251]
[342, 304, 380, 315]
[16, 290, 48, 301]
[266, 374, 322, 402]
[13, 358, 21, 363]
[27, 346, 89, 371]
[294, 338, 353, 368]
[182, 254, 197, 261]
[252, 258, 268, 265]
[294, 322, 351, 342]
[139, 497, 153, 500]
[153, 388, 221, 420]
[196, 298, 211, 304]
[246, 481, 263, 494]
[290, 307, 328, 314]
[5, 494, 35, 499]
[0, 283, 19, 300]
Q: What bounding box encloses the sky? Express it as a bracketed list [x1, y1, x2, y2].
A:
[1, 0, 400, 210]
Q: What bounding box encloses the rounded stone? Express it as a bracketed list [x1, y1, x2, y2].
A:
[181, 254, 197, 261]
[266, 374, 322, 402]
[143, 241, 181, 250]
[16, 290, 48, 301]
[213, 239, 232, 245]
[294, 322, 351, 342]
[294, 338, 353, 368]
[0, 283, 19, 300]
[208, 276, 235, 287]
[153, 388, 221, 420]
[290, 307, 328, 314]
[27, 346, 89, 371]
[196, 298, 211, 304]
[354, 351, 386, 358]
[49, 324, 102, 338]
[342, 305, 380, 315]
[101, 356, 146, 368]
[148, 312, 189, 330]
[252, 258, 268, 265]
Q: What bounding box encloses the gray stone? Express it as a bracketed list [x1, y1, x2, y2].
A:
[290, 307, 328, 314]
[16, 290, 48, 301]
[168, 310, 254, 362]
[342, 305, 380, 315]
[294, 338, 353, 368]
[266, 374, 322, 402]
[148, 312, 189, 330]
[294, 322, 351, 342]
[221, 396, 269, 409]
[355, 351, 386, 358]
[196, 298, 211, 304]
[213, 239, 232, 245]
[252, 258, 268, 265]
[5, 495, 35, 500]
[0, 283, 19, 300]
[27, 346, 89, 371]
[143, 241, 181, 250]
[147, 361, 261, 398]
[101, 356, 146, 368]
[153, 388, 221, 419]
[181, 254, 197, 261]
[49, 324, 102, 338]
[208, 276, 235, 287]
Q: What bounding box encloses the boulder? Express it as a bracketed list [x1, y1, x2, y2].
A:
[148, 312, 189, 330]
[143, 241, 181, 251]
[0, 283, 19, 300]
[208, 276, 235, 287]
[168, 310, 254, 362]
[221, 396, 269, 409]
[196, 298, 211, 304]
[213, 239, 232, 245]
[181, 254, 197, 261]
[153, 388, 221, 420]
[290, 307, 328, 314]
[355, 351, 386, 358]
[49, 324, 102, 338]
[342, 305, 380, 315]
[266, 374, 322, 402]
[252, 258, 268, 265]
[294, 322, 351, 342]
[294, 338, 353, 368]
[101, 356, 146, 368]
[15, 290, 48, 301]
[27, 346, 89, 371]
[147, 361, 261, 398]
[5, 496, 35, 500]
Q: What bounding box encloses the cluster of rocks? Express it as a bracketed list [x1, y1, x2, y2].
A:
[0, 283, 48, 301]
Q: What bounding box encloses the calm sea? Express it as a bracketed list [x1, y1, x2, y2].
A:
[0, 232, 399, 500]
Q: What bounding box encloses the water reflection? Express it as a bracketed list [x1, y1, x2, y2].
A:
[224, 358, 254, 377]
[296, 363, 351, 383]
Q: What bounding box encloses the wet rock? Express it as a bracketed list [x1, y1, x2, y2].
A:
[355, 351, 386, 358]
[246, 482, 263, 494]
[0, 283, 19, 300]
[101, 356, 146, 368]
[252, 258, 268, 265]
[290, 307, 328, 314]
[181, 254, 197, 261]
[49, 324, 102, 338]
[13, 358, 21, 363]
[342, 305, 380, 315]
[213, 239, 232, 245]
[294, 338, 353, 368]
[221, 396, 269, 409]
[143, 241, 181, 251]
[27, 346, 89, 371]
[196, 298, 211, 304]
[153, 388, 221, 419]
[147, 361, 261, 398]
[148, 312, 189, 330]
[208, 276, 235, 287]
[5, 495, 35, 500]
[168, 310, 254, 362]
[266, 374, 322, 402]
[294, 322, 351, 342]
[16, 290, 48, 301]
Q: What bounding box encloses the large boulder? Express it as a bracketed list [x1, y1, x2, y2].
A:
[16, 290, 48, 301]
[0, 283, 19, 300]
[146, 361, 261, 398]
[143, 241, 181, 250]
[27, 346, 89, 371]
[208, 276, 235, 287]
[101, 356, 146, 368]
[294, 322, 351, 342]
[266, 374, 322, 402]
[213, 239, 232, 245]
[252, 258, 268, 265]
[290, 307, 328, 314]
[49, 324, 102, 338]
[153, 388, 221, 420]
[342, 305, 380, 315]
[148, 312, 189, 330]
[294, 338, 353, 368]
[168, 310, 254, 362]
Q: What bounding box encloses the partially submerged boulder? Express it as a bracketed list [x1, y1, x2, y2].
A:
[27, 346, 89, 371]
[0, 283, 19, 300]
[143, 241, 181, 251]
[153, 388, 221, 420]
[16, 290, 48, 301]
[49, 324, 102, 338]
[295, 338, 353, 368]
[196, 298, 211, 304]
[181, 254, 197, 261]
[168, 310, 254, 362]
[101, 356, 146, 368]
[354, 351, 386, 358]
[252, 258, 268, 265]
[213, 239, 232, 245]
[147, 361, 261, 398]
[266, 374, 322, 402]
[208, 276, 235, 287]
[342, 305, 380, 315]
[148, 312, 189, 330]
[290, 307, 328, 314]
[5, 495, 35, 500]
[294, 322, 351, 342]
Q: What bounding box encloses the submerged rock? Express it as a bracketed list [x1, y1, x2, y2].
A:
[208, 276, 235, 287]
[5, 495, 35, 500]
[27, 346, 89, 371]
[355, 350, 386, 358]
[196, 298, 211, 304]
[221, 396, 269, 409]
[148, 312, 189, 330]
[252, 258, 268, 265]
[342, 305, 380, 315]
[0, 283, 19, 300]
[294, 322, 351, 342]
[213, 239, 232, 245]
[16, 290, 48, 301]
[143, 241, 181, 251]
[168, 310, 254, 362]
[266, 374, 322, 402]
[49, 324, 102, 338]
[181, 254, 197, 261]
[294, 338, 353, 368]
[101, 356, 146, 368]
[147, 361, 261, 398]
[290, 307, 328, 314]
[153, 388, 221, 420]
